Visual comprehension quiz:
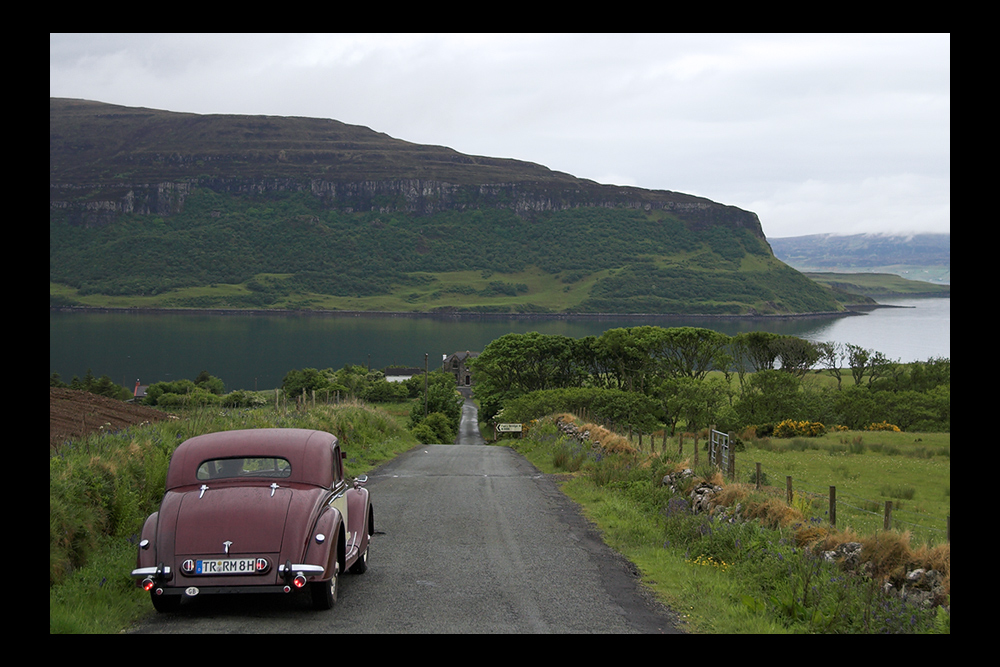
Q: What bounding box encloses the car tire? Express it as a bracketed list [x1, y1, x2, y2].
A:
[150, 591, 181, 613]
[311, 562, 338, 610]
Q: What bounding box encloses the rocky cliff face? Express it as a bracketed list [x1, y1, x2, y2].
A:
[49, 98, 766, 239]
[50, 181, 191, 227]
[51, 175, 766, 239]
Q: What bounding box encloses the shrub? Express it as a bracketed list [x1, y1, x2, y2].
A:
[864, 421, 901, 432]
[773, 419, 826, 438]
[222, 390, 268, 408]
[422, 412, 456, 444]
[553, 440, 588, 472]
[410, 423, 437, 444]
[362, 378, 410, 403]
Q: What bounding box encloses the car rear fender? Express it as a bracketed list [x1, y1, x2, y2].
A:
[301, 506, 342, 582]
[135, 512, 159, 570]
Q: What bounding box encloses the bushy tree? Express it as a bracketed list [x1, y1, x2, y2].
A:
[658, 376, 732, 435]
[143, 379, 220, 407]
[410, 370, 463, 435]
[422, 412, 456, 443]
[195, 370, 225, 395]
[734, 369, 804, 426]
[361, 378, 410, 403]
[469, 332, 586, 419]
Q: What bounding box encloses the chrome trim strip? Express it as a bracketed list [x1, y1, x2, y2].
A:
[131, 566, 172, 578]
[277, 564, 325, 576]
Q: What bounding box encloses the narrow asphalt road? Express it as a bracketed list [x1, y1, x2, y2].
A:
[456, 393, 487, 445]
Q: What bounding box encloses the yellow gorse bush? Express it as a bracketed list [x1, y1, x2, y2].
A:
[864, 421, 901, 432]
[773, 419, 827, 438]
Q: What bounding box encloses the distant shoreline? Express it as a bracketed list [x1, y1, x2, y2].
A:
[50, 305, 880, 320]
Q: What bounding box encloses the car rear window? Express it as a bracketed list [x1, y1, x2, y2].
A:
[196, 457, 292, 480]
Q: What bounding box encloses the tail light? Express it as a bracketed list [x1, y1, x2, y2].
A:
[293, 573, 308, 588]
[142, 577, 155, 591]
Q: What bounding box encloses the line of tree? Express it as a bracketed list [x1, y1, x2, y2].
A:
[50, 368, 131, 400]
[468, 327, 949, 433]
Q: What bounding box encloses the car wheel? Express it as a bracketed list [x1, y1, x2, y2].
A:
[311, 562, 338, 610]
[150, 591, 181, 613]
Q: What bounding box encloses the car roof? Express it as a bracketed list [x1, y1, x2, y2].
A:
[165, 428, 338, 490]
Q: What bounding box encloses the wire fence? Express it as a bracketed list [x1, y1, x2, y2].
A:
[615, 426, 949, 546]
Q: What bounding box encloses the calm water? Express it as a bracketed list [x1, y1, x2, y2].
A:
[49, 298, 949, 391]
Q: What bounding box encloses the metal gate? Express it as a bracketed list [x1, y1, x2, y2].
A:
[710, 429, 729, 474]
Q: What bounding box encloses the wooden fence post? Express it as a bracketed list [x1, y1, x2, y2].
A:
[755, 462, 762, 490]
[728, 433, 735, 480]
[884, 501, 893, 531]
[829, 486, 836, 527]
[786, 476, 793, 504]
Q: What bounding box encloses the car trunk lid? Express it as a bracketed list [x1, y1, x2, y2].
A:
[173, 485, 293, 555]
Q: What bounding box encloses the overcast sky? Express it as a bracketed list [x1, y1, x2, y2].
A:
[50, 33, 949, 239]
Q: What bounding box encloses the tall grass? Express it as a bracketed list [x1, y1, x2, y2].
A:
[49, 402, 419, 633]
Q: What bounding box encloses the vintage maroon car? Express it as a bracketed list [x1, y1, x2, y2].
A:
[131, 428, 373, 612]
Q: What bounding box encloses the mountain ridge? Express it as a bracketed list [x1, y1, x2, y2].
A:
[50, 98, 853, 316]
[769, 232, 950, 284]
[50, 97, 765, 237]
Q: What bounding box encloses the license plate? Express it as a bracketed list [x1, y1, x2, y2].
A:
[196, 557, 257, 575]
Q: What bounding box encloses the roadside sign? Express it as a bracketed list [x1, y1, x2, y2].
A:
[496, 423, 523, 432]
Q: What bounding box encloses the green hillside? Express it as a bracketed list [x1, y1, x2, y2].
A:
[49, 99, 851, 315]
[804, 272, 950, 298]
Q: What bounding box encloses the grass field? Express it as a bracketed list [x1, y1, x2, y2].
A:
[588, 426, 950, 546]
[804, 271, 950, 296]
[731, 431, 950, 546]
[50, 266, 607, 312]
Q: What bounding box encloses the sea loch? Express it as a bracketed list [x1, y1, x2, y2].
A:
[49, 298, 949, 392]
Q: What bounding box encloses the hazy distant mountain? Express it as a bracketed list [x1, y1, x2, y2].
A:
[769, 233, 950, 284]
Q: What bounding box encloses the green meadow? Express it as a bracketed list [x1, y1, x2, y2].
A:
[729, 431, 950, 546]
